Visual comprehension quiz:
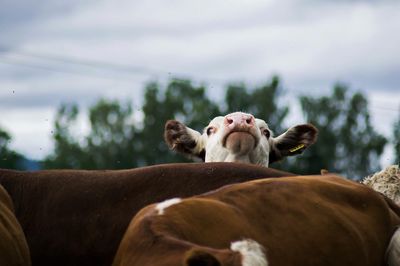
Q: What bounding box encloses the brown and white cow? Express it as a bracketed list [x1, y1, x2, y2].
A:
[113, 174, 400, 266]
[164, 112, 318, 167]
[0, 163, 294, 266]
[0, 184, 31, 266]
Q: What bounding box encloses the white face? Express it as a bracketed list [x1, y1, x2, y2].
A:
[199, 114, 272, 166]
[164, 112, 318, 167]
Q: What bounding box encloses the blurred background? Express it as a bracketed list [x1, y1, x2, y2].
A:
[0, 0, 399, 179]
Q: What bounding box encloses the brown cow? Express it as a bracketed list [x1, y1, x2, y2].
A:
[165, 112, 318, 166]
[0, 163, 294, 266]
[113, 174, 400, 266]
[0, 185, 31, 266]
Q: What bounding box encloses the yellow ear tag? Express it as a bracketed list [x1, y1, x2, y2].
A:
[289, 144, 305, 153]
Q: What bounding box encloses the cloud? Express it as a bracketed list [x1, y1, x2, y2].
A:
[0, 71, 149, 109]
[0, 0, 97, 47]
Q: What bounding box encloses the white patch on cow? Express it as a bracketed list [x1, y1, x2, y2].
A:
[185, 127, 206, 155]
[155, 198, 182, 215]
[362, 165, 400, 204]
[231, 239, 268, 266]
[202, 115, 271, 166]
[386, 227, 400, 266]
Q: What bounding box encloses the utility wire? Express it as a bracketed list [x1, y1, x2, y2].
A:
[0, 49, 399, 113]
[0, 55, 155, 82]
[0, 49, 227, 84]
[5, 50, 162, 75]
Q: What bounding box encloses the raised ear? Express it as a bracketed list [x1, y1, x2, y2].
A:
[184, 249, 221, 266]
[269, 123, 318, 164]
[164, 120, 206, 160]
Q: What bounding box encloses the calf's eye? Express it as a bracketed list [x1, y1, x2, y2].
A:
[262, 129, 270, 139]
[206, 127, 216, 136]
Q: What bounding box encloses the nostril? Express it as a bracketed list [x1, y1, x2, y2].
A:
[246, 118, 252, 124]
[227, 118, 233, 124]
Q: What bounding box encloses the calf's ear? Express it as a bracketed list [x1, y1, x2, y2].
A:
[269, 123, 318, 164]
[164, 120, 206, 161]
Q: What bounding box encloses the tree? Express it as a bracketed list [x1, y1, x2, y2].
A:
[44, 104, 85, 169]
[44, 79, 222, 168]
[84, 99, 138, 168]
[293, 84, 387, 179]
[0, 127, 24, 169]
[44, 100, 138, 169]
[43, 78, 388, 178]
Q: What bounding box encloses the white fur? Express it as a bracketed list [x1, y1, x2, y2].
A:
[362, 165, 400, 204]
[155, 198, 181, 215]
[231, 239, 268, 266]
[387, 228, 400, 266]
[201, 114, 271, 167]
[186, 127, 205, 155]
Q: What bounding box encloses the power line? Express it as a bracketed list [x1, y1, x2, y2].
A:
[0, 56, 109, 80]
[0, 55, 226, 88]
[0, 55, 155, 82]
[6, 50, 162, 75]
[0, 49, 227, 84]
[0, 49, 399, 113]
[0, 57, 213, 86]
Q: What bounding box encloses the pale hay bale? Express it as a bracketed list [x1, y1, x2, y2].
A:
[362, 165, 400, 204]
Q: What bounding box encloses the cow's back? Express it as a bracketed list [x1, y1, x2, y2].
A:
[114, 175, 400, 266]
[0, 163, 293, 266]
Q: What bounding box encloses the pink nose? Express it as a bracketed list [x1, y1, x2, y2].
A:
[224, 112, 255, 130]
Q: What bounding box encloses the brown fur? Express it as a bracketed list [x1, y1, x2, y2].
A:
[0, 185, 31, 266]
[164, 120, 200, 156]
[0, 163, 294, 266]
[269, 124, 318, 163]
[114, 175, 400, 266]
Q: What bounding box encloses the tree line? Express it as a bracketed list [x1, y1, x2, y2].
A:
[1, 76, 399, 179]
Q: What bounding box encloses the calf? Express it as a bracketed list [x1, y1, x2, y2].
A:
[113, 174, 400, 266]
[0, 163, 293, 266]
[165, 112, 318, 167]
[0, 185, 30, 266]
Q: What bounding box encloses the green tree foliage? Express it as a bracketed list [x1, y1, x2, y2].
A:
[85, 99, 137, 168]
[0, 127, 24, 169]
[43, 77, 293, 169]
[393, 113, 400, 164]
[44, 100, 137, 169]
[44, 79, 221, 168]
[293, 85, 387, 179]
[44, 104, 85, 168]
[42, 78, 391, 179]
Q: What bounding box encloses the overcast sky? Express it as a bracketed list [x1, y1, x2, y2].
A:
[0, 0, 399, 166]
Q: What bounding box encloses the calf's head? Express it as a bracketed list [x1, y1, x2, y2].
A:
[164, 112, 318, 167]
